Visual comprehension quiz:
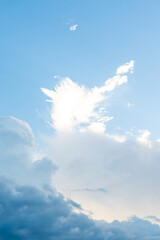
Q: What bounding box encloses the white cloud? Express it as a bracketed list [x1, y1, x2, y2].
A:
[70, 24, 78, 31]
[127, 102, 134, 107]
[116, 60, 135, 75]
[41, 60, 135, 133]
[87, 122, 106, 134]
[137, 130, 152, 148]
[53, 75, 60, 79]
[0, 116, 56, 187]
[40, 59, 160, 223]
[46, 131, 160, 222]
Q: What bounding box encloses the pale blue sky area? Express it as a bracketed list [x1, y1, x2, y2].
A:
[0, 0, 160, 138]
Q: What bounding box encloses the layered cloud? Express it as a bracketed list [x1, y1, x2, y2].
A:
[41, 60, 134, 133]
[1, 116, 160, 238]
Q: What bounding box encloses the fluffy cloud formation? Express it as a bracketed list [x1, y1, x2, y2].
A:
[41, 60, 160, 223]
[41, 60, 134, 133]
[0, 116, 56, 186]
[46, 131, 160, 222]
[1, 116, 160, 238]
[116, 60, 135, 75]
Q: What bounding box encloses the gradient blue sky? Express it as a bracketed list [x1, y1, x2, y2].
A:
[1, 0, 160, 138]
[1, 1, 160, 237]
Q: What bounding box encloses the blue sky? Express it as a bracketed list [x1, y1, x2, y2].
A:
[1, 1, 160, 238]
[1, 0, 160, 137]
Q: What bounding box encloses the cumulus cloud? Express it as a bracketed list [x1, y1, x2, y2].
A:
[41, 60, 160, 223]
[1, 116, 160, 239]
[0, 116, 56, 187]
[41, 60, 134, 133]
[116, 60, 135, 75]
[69, 24, 78, 31]
[46, 131, 160, 222]
[137, 130, 152, 148]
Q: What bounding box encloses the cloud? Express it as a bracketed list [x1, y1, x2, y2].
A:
[136, 130, 152, 148]
[116, 60, 135, 75]
[73, 187, 109, 194]
[46, 131, 160, 222]
[0, 116, 56, 187]
[0, 117, 160, 240]
[0, 177, 160, 239]
[41, 60, 160, 223]
[146, 216, 160, 224]
[1, 116, 160, 239]
[41, 60, 134, 133]
[127, 102, 134, 107]
[69, 24, 78, 31]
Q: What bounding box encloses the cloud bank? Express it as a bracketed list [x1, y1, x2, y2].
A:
[0, 117, 160, 240]
[1, 60, 159, 238]
[46, 131, 160, 222]
[0, 177, 160, 240]
[0, 116, 160, 239]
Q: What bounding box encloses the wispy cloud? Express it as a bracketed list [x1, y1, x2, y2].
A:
[127, 102, 134, 107]
[69, 24, 78, 31]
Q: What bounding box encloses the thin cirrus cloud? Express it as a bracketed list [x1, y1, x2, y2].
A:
[41, 60, 135, 133]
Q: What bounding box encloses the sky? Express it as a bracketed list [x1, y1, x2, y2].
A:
[1, 0, 160, 239]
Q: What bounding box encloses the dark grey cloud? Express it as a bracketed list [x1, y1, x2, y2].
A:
[0, 177, 104, 240]
[0, 177, 160, 240]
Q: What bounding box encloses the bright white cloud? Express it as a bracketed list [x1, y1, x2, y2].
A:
[70, 24, 78, 31]
[41, 60, 135, 133]
[116, 60, 135, 75]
